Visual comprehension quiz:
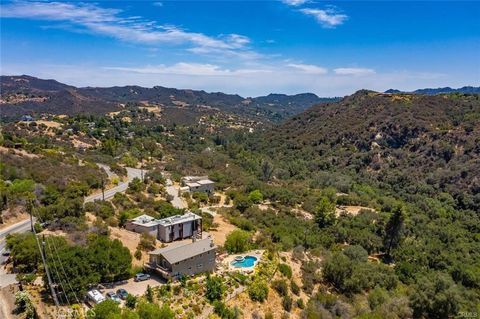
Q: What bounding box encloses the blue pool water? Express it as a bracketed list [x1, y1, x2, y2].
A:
[231, 256, 258, 268]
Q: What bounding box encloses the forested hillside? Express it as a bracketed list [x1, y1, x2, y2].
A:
[1, 87, 479, 318]
[0, 75, 337, 122]
[254, 90, 480, 210]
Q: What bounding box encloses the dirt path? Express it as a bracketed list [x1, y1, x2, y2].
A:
[0, 286, 17, 319]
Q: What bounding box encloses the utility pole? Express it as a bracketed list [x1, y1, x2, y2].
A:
[42, 235, 60, 307]
[101, 177, 105, 201]
[31, 220, 59, 308]
[27, 200, 34, 232]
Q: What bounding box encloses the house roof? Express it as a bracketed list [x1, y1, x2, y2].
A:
[185, 182, 201, 188]
[149, 238, 216, 264]
[129, 212, 201, 228]
[197, 179, 214, 185]
[129, 214, 158, 227]
[157, 212, 201, 226]
[182, 176, 209, 182]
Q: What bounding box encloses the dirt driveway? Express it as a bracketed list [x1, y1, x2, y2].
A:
[101, 273, 165, 298]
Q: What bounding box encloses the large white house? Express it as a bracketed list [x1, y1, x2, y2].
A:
[125, 212, 202, 242]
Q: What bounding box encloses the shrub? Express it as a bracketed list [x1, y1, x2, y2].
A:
[278, 263, 292, 279]
[138, 232, 156, 251]
[224, 229, 252, 254]
[282, 295, 293, 312]
[134, 249, 142, 260]
[272, 279, 289, 297]
[296, 298, 305, 309]
[290, 281, 300, 295]
[248, 276, 269, 302]
[206, 275, 225, 302]
[248, 190, 263, 203]
[125, 294, 137, 309]
[368, 286, 389, 310]
[14, 291, 36, 319]
[343, 245, 368, 262]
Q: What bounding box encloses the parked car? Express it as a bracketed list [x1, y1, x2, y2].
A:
[106, 292, 121, 303]
[134, 273, 150, 282]
[2, 250, 10, 256]
[116, 288, 128, 300]
[86, 289, 105, 305]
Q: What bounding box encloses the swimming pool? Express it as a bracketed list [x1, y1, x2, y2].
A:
[231, 255, 258, 268]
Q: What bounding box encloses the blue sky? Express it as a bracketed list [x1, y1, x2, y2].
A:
[1, 1, 479, 96]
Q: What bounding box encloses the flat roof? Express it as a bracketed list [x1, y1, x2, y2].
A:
[182, 175, 209, 181]
[197, 179, 214, 185]
[185, 182, 201, 188]
[129, 214, 158, 227]
[157, 212, 201, 226]
[130, 212, 201, 228]
[150, 238, 217, 264]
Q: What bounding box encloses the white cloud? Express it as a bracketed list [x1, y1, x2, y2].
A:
[300, 8, 348, 28]
[0, 1, 253, 54]
[334, 68, 376, 76]
[3, 62, 455, 97]
[152, 2, 163, 7]
[104, 63, 271, 76]
[282, 0, 309, 6]
[287, 63, 328, 74]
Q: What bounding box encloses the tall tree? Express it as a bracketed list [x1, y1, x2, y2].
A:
[384, 205, 406, 257]
[315, 196, 336, 228]
[260, 160, 274, 182]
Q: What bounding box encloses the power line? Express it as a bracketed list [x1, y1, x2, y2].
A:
[31, 203, 81, 305]
[29, 203, 60, 308]
[44, 235, 71, 306]
[49, 236, 81, 305]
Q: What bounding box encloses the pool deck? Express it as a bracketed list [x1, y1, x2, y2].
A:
[222, 250, 264, 273]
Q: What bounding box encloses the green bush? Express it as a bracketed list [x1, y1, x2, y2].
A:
[248, 276, 269, 302]
[290, 281, 300, 295]
[272, 279, 289, 297]
[224, 229, 252, 254]
[278, 263, 292, 279]
[282, 295, 293, 312]
[206, 275, 225, 302]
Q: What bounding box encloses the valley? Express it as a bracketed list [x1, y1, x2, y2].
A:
[1, 77, 479, 318]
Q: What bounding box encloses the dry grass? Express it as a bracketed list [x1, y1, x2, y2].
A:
[336, 205, 376, 217]
[35, 120, 62, 128]
[0, 146, 39, 159]
[208, 214, 238, 247]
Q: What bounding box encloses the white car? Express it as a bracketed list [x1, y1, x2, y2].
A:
[87, 289, 105, 305]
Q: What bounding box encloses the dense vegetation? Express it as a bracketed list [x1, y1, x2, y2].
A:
[1, 90, 479, 318]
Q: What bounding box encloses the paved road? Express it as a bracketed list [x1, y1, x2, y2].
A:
[84, 167, 143, 203]
[0, 219, 32, 264]
[166, 179, 187, 209]
[0, 218, 33, 288]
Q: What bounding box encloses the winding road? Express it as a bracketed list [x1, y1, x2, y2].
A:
[165, 179, 187, 209]
[0, 218, 34, 290]
[84, 166, 143, 203]
[0, 219, 32, 265]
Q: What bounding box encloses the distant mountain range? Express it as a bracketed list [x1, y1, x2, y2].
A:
[385, 86, 480, 95]
[0, 75, 338, 121]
